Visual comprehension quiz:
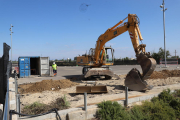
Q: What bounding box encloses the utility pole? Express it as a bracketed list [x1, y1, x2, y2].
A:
[10, 24, 14, 62]
[175, 50, 177, 58]
[160, 0, 168, 67]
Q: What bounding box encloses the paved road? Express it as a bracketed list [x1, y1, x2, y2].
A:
[17, 65, 179, 85]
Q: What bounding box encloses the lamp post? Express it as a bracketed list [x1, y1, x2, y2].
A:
[10, 24, 13, 62]
[160, 0, 167, 67]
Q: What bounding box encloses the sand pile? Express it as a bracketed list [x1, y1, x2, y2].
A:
[19, 79, 79, 94]
[149, 70, 180, 79]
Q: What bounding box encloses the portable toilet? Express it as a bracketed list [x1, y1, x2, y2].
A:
[18, 56, 50, 78]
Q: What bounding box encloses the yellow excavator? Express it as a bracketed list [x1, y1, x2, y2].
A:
[76, 14, 156, 91]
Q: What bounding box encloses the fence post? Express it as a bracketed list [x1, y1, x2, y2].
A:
[125, 87, 128, 107]
[177, 58, 179, 68]
[84, 92, 87, 111]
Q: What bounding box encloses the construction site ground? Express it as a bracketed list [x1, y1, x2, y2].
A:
[17, 65, 180, 110]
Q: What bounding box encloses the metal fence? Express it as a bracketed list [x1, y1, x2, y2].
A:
[49, 61, 77, 66]
[49, 59, 179, 66]
[0, 43, 11, 120]
[3, 79, 9, 120]
[114, 60, 139, 65]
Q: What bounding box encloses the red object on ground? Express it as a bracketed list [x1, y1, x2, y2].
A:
[15, 67, 19, 74]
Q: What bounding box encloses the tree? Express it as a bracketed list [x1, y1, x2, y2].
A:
[69, 59, 71, 62]
[151, 47, 171, 60]
[171, 56, 179, 59]
[122, 57, 130, 60]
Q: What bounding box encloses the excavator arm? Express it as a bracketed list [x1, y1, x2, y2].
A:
[95, 14, 145, 64]
[93, 14, 156, 91]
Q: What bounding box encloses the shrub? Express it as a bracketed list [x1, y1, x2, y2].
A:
[63, 95, 70, 107]
[95, 89, 180, 120]
[157, 89, 174, 103]
[130, 100, 176, 120]
[154, 89, 180, 119]
[97, 101, 131, 120]
[151, 96, 159, 103]
[169, 98, 180, 119]
[173, 89, 180, 98]
[22, 96, 70, 115]
[129, 105, 150, 120]
[50, 96, 70, 110]
[22, 102, 48, 115]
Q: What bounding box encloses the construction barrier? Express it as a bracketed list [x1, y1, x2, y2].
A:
[160, 58, 178, 67]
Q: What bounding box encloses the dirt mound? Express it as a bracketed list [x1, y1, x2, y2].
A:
[19, 79, 79, 94]
[149, 70, 180, 79]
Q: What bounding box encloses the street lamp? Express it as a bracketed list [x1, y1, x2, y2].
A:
[160, 0, 168, 67]
[9, 24, 13, 62]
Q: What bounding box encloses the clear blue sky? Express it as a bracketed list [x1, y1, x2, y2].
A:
[0, 0, 179, 60]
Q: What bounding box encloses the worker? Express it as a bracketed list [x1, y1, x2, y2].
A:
[106, 55, 109, 62]
[52, 62, 57, 76]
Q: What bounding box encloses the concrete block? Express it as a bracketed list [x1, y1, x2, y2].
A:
[58, 107, 82, 115]
[148, 94, 159, 99]
[9, 91, 15, 100]
[19, 113, 56, 120]
[12, 115, 18, 120]
[87, 105, 97, 109]
[128, 97, 140, 103]
[139, 96, 150, 101]
[117, 100, 124, 105]
[68, 108, 98, 120]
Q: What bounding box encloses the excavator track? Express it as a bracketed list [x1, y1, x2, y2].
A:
[83, 67, 120, 80]
[125, 54, 156, 91]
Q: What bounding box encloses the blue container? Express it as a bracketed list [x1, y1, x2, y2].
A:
[18, 56, 40, 78]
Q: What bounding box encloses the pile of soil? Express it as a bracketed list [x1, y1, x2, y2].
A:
[149, 70, 180, 79]
[19, 79, 79, 94]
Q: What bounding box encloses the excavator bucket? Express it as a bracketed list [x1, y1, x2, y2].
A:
[125, 54, 156, 91]
[76, 85, 108, 93]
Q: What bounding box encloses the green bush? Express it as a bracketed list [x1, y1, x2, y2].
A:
[151, 89, 174, 103]
[97, 101, 131, 120]
[130, 100, 176, 120]
[169, 98, 180, 119]
[173, 89, 180, 98]
[158, 89, 174, 103]
[96, 100, 176, 120]
[141, 100, 176, 120]
[151, 96, 159, 103]
[129, 105, 150, 120]
[153, 89, 180, 119]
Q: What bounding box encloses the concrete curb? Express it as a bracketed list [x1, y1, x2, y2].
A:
[18, 88, 178, 120]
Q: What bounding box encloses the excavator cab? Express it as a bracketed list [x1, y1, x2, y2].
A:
[81, 46, 116, 79]
[101, 47, 114, 65]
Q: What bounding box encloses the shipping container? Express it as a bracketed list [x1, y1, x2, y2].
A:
[18, 56, 50, 78]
